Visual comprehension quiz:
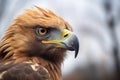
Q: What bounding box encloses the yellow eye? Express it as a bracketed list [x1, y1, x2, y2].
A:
[38, 28, 47, 35]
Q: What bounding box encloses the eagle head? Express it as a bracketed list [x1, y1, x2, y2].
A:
[0, 6, 79, 63]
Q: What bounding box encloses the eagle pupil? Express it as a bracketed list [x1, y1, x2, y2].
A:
[41, 29, 45, 33]
[38, 28, 47, 35]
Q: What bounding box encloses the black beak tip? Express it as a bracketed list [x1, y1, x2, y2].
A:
[73, 35, 79, 58]
[68, 36, 79, 58]
[75, 48, 79, 58]
[74, 41, 79, 58]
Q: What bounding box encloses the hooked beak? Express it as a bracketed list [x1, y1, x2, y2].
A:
[42, 29, 79, 58]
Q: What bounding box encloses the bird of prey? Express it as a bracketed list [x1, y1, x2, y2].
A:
[0, 6, 79, 80]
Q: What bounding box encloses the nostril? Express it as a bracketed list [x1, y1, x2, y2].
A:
[64, 34, 68, 38]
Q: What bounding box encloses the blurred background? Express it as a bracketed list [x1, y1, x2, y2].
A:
[0, 0, 120, 80]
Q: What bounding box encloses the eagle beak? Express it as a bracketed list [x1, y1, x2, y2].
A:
[60, 29, 79, 58]
[42, 29, 79, 58]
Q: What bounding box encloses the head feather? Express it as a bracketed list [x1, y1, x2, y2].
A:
[0, 6, 72, 61]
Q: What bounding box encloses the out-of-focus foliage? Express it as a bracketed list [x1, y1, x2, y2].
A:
[0, 0, 120, 80]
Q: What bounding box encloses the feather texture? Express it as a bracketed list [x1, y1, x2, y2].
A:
[0, 6, 73, 80]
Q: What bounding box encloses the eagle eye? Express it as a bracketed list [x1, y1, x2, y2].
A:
[37, 27, 48, 36]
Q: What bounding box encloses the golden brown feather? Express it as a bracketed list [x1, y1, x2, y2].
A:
[0, 6, 79, 80]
